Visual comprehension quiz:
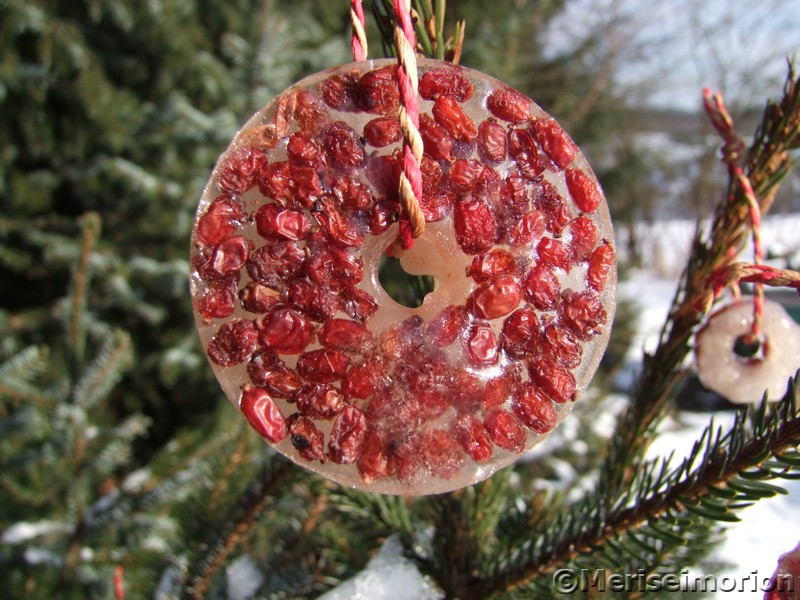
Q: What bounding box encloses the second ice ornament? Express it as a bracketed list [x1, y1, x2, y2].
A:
[190, 59, 617, 494]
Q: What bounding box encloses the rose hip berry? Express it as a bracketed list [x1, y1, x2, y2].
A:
[356, 65, 400, 115]
[454, 199, 497, 254]
[218, 146, 267, 195]
[512, 384, 557, 434]
[467, 322, 499, 365]
[321, 121, 365, 171]
[561, 290, 607, 341]
[501, 307, 539, 359]
[363, 116, 402, 147]
[328, 406, 368, 464]
[319, 318, 372, 350]
[207, 318, 259, 367]
[469, 249, 517, 283]
[484, 409, 527, 453]
[533, 119, 576, 170]
[566, 168, 602, 213]
[255, 203, 310, 242]
[419, 67, 474, 102]
[296, 348, 351, 383]
[477, 119, 508, 163]
[433, 96, 477, 142]
[524, 266, 561, 310]
[487, 87, 531, 123]
[587, 241, 615, 291]
[256, 307, 314, 354]
[419, 113, 453, 160]
[457, 416, 494, 462]
[321, 71, 358, 111]
[287, 414, 326, 462]
[197, 196, 246, 247]
[296, 383, 346, 419]
[240, 385, 288, 443]
[469, 275, 523, 320]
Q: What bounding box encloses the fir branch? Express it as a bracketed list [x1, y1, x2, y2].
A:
[0, 345, 55, 409]
[71, 329, 133, 410]
[485, 376, 800, 596]
[68, 212, 101, 373]
[600, 62, 800, 500]
[181, 455, 296, 600]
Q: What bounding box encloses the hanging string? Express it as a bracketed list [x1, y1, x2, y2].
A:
[702, 88, 765, 340]
[351, 0, 368, 62]
[389, 0, 425, 255]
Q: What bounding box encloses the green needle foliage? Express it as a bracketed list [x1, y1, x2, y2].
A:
[2, 1, 800, 599]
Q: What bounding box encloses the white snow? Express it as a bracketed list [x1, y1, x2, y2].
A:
[226, 555, 266, 600]
[317, 535, 443, 600]
[1, 520, 72, 545]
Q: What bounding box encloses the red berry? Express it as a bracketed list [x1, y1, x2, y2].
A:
[295, 90, 329, 135]
[467, 322, 499, 365]
[569, 215, 598, 262]
[239, 281, 279, 314]
[512, 384, 557, 434]
[537, 237, 573, 271]
[484, 409, 527, 453]
[486, 87, 531, 123]
[561, 290, 607, 340]
[507, 210, 545, 247]
[565, 168, 602, 213]
[483, 367, 521, 409]
[240, 385, 288, 443]
[449, 159, 499, 193]
[469, 275, 523, 320]
[255, 307, 314, 354]
[524, 266, 561, 310]
[433, 95, 477, 142]
[533, 118, 576, 170]
[420, 190, 455, 222]
[287, 414, 326, 462]
[207, 318, 259, 367]
[342, 288, 378, 321]
[426, 305, 470, 347]
[501, 307, 539, 359]
[356, 65, 400, 115]
[419, 113, 453, 160]
[332, 176, 375, 211]
[218, 146, 267, 195]
[329, 406, 368, 464]
[295, 383, 346, 419]
[342, 356, 385, 399]
[258, 161, 322, 209]
[286, 131, 327, 170]
[312, 195, 366, 248]
[210, 235, 250, 275]
[254, 203, 310, 241]
[368, 200, 396, 235]
[454, 199, 497, 255]
[528, 358, 576, 404]
[272, 91, 298, 139]
[196, 283, 237, 322]
[286, 278, 340, 322]
[501, 174, 531, 216]
[535, 183, 572, 235]
[469, 249, 517, 283]
[196, 195, 246, 247]
[246, 241, 306, 290]
[419, 67, 474, 102]
[318, 318, 372, 351]
[477, 119, 508, 163]
[539, 322, 583, 369]
[258, 365, 304, 399]
[321, 71, 358, 111]
[587, 241, 615, 292]
[456, 416, 493, 462]
[420, 428, 464, 479]
[297, 348, 350, 383]
[366, 154, 401, 202]
[363, 116, 402, 147]
[307, 246, 364, 291]
[321, 121, 365, 171]
[357, 429, 395, 483]
[508, 128, 546, 181]
[245, 349, 279, 382]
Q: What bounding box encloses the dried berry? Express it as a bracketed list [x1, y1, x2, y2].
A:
[512, 384, 557, 434]
[433, 95, 477, 142]
[258, 161, 322, 209]
[467, 322, 499, 365]
[483, 368, 521, 409]
[287, 414, 326, 462]
[307, 246, 364, 291]
[210, 235, 250, 276]
[321, 121, 366, 171]
[419, 113, 453, 160]
[207, 318, 259, 367]
[524, 266, 561, 310]
[342, 356, 385, 399]
[363, 116, 402, 147]
[528, 358, 575, 404]
[197, 196, 246, 247]
[419, 67, 474, 101]
[456, 416, 493, 462]
[468, 249, 517, 283]
[286, 278, 340, 322]
[321, 71, 358, 111]
[313, 195, 365, 247]
[469, 275, 523, 320]
[477, 119, 508, 163]
[246, 241, 306, 290]
[561, 290, 607, 340]
[287, 131, 327, 170]
[509, 128, 546, 180]
[254, 203, 310, 241]
[587, 241, 615, 292]
[319, 318, 372, 350]
[297, 349, 351, 383]
[507, 210, 545, 247]
[566, 168, 602, 213]
[239, 281, 279, 314]
[454, 199, 497, 255]
[569, 215, 599, 262]
[540, 322, 583, 369]
[333, 176, 374, 211]
[487, 87, 531, 123]
[240, 385, 288, 443]
[295, 90, 328, 134]
[356, 65, 400, 115]
[536, 237, 573, 271]
[484, 409, 527, 452]
[450, 159, 499, 193]
[256, 307, 315, 354]
[259, 365, 304, 399]
[245, 350, 280, 384]
[357, 429, 395, 483]
[295, 383, 346, 419]
[420, 429, 464, 479]
[501, 307, 539, 359]
[342, 287, 378, 321]
[328, 406, 368, 464]
[533, 119, 576, 170]
[218, 146, 267, 195]
[426, 305, 470, 347]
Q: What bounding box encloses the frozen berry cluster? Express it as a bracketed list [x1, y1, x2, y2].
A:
[190, 59, 616, 495]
